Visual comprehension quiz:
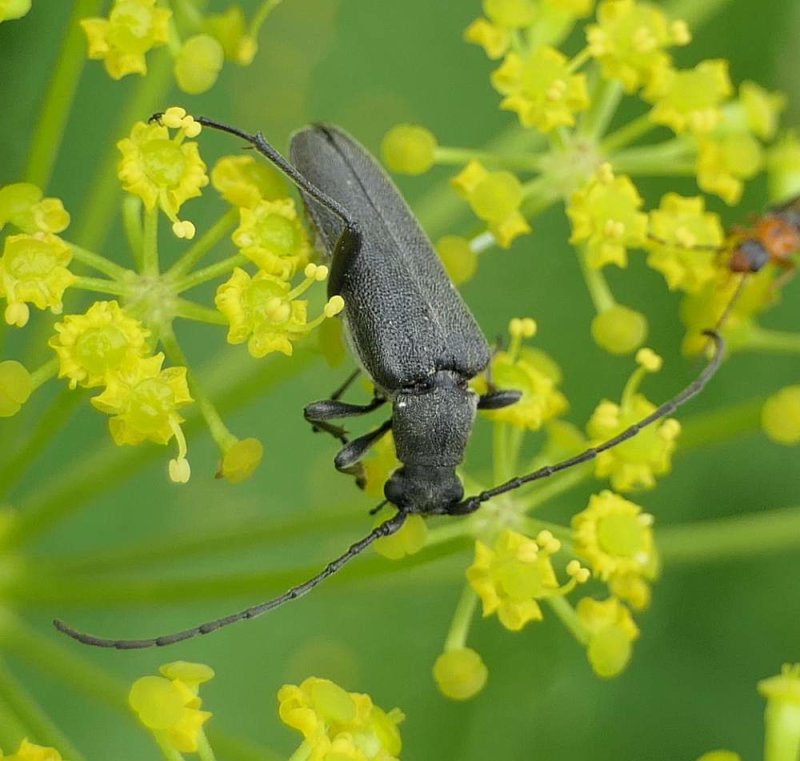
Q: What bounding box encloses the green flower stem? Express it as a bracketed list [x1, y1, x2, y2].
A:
[174, 299, 228, 325]
[23, 0, 104, 189]
[161, 329, 236, 450]
[123, 196, 144, 268]
[600, 113, 658, 154]
[74, 49, 173, 252]
[545, 594, 587, 645]
[445, 585, 479, 651]
[433, 147, 544, 172]
[142, 207, 160, 277]
[549, 127, 570, 153]
[30, 358, 59, 391]
[612, 140, 698, 176]
[0, 657, 86, 761]
[676, 397, 763, 452]
[155, 734, 187, 761]
[578, 246, 615, 313]
[493, 422, 511, 485]
[515, 461, 593, 513]
[69, 243, 131, 280]
[5, 347, 317, 548]
[425, 520, 474, 548]
[196, 733, 218, 761]
[73, 276, 127, 296]
[287, 741, 313, 761]
[520, 175, 560, 214]
[173, 253, 249, 293]
[764, 698, 800, 761]
[742, 326, 800, 354]
[577, 76, 623, 141]
[1, 618, 277, 761]
[657, 505, 800, 567]
[250, 0, 286, 38]
[167, 208, 239, 279]
[0, 387, 83, 499]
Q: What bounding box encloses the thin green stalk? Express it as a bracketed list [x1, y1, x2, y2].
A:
[493, 422, 511, 485]
[0, 387, 83, 499]
[742, 326, 800, 354]
[577, 246, 615, 313]
[287, 741, 313, 761]
[444, 585, 479, 651]
[196, 732, 218, 761]
[24, 0, 105, 188]
[250, 0, 286, 38]
[142, 207, 160, 277]
[434, 146, 544, 172]
[173, 254, 249, 293]
[73, 276, 127, 296]
[70, 244, 131, 280]
[676, 397, 763, 452]
[600, 113, 658, 154]
[658, 505, 800, 567]
[577, 77, 623, 141]
[174, 299, 228, 325]
[545, 595, 587, 644]
[123, 196, 144, 268]
[167, 208, 239, 279]
[0, 657, 86, 761]
[30, 358, 59, 391]
[75, 50, 173, 252]
[155, 735, 186, 761]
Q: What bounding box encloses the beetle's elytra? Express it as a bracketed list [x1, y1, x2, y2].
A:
[53, 118, 725, 649]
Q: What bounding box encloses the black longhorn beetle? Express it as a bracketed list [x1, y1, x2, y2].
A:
[54, 118, 725, 649]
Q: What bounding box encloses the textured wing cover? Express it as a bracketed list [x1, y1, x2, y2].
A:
[289, 125, 489, 390]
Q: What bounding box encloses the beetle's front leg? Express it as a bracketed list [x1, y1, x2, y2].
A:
[304, 393, 387, 444]
[478, 389, 522, 410]
[333, 419, 393, 488]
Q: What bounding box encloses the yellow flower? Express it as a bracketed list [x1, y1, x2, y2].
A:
[591, 304, 648, 355]
[360, 431, 401, 497]
[758, 663, 800, 759]
[49, 301, 151, 389]
[219, 437, 264, 483]
[483, 0, 536, 27]
[374, 510, 427, 560]
[211, 154, 288, 209]
[436, 235, 478, 285]
[129, 661, 214, 754]
[646, 193, 724, 293]
[767, 130, 800, 203]
[492, 47, 589, 132]
[739, 80, 786, 141]
[381, 125, 438, 175]
[464, 17, 511, 60]
[174, 34, 224, 95]
[762, 386, 800, 445]
[0, 0, 31, 22]
[80, 0, 170, 80]
[451, 161, 531, 248]
[278, 677, 404, 761]
[567, 164, 647, 268]
[0, 183, 70, 234]
[587, 0, 689, 92]
[572, 490, 659, 609]
[467, 529, 587, 631]
[204, 6, 257, 65]
[0, 232, 75, 327]
[697, 132, 763, 206]
[215, 264, 344, 358]
[473, 317, 568, 430]
[117, 113, 208, 236]
[232, 198, 311, 277]
[433, 647, 489, 701]
[586, 349, 680, 491]
[0, 360, 33, 417]
[645, 59, 733, 134]
[576, 596, 639, 677]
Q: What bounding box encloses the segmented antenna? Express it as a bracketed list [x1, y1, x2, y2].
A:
[53, 510, 407, 649]
[452, 330, 726, 513]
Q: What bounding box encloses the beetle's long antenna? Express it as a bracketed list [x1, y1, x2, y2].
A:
[452, 330, 725, 513]
[53, 510, 407, 649]
[193, 116, 358, 231]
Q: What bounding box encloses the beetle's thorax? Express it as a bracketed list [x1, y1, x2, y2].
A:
[384, 370, 477, 514]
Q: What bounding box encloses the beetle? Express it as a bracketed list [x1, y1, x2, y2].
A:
[53, 119, 724, 649]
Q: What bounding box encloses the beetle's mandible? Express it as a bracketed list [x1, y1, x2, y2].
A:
[54, 118, 725, 649]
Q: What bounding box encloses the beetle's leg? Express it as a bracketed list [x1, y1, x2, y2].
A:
[478, 389, 522, 410]
[304, 395, 387, 445]
[333, 419, 393, 487]
[330, 369, 361, 401]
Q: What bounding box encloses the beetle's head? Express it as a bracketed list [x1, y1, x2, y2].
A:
[384, 465, 464, 515]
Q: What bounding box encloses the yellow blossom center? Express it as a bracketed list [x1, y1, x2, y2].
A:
[254, 214, 298, 255]
[5, 237, 59, 278]
[74, 325, 131, 375]
[597, 513, 646, 557]
[129, 378, 179, 434]
[109, 3, 155, 54]
[471, 173, 523, 220]
[140, 139, 187, 187]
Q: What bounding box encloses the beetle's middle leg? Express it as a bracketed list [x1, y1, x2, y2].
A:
[477, 341, 522, 410]
[333, 419, 393, 487]
[304, 391, 387, 444]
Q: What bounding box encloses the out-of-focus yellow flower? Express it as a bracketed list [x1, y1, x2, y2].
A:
[278, 677, 404, 761]
[0, 0, 31, 22]
[219, 437, 264, 483]
[0, 183, 70, 234]
[762, 386, 800, 445]
[2, 738, 65, 760]
[433, 647, 489, 701]
[211, 154, 288, 208]
[576, 596, 639, 677]
[767, 131, 800, 202]
[381, 125, 438, 175]
[436, 235, 478, 285]
[204, 6, 258, 65]
[81, 0, 171, 79]
[0, 360, 33, 418]
[374, 510, 428, 560]
[464, 17, 511, 60]
[591, 304, 648, 355]
[696, 133, 763, 206]
[491, 47, 589, 132]
[174, 34, 224, 95]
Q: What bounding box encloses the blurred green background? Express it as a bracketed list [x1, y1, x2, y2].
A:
[1, 1, 799, 759]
